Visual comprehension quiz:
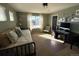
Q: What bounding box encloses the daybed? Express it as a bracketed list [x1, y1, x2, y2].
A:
[0, 28, 36, 56]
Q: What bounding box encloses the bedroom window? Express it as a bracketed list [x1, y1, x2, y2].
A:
[0, 5, 7, 21]
[27, 14, 43, 30]
[32, 16, 40, 26]
[31, 16, 40, 28]
[9, 11, 14, 21]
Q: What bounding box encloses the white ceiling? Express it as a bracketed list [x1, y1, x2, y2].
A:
[8, 3, 79, 14]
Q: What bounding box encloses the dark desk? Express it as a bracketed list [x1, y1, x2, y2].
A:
[54, 30, 79, 49]
[69, 32, 79, 49]
[54, 30, 70, 43]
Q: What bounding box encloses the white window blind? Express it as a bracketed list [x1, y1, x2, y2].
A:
[0, 5, 7, 21]
[9, 11, 14, 21]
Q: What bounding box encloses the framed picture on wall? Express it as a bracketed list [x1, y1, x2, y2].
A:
[76, 9, 79, 15]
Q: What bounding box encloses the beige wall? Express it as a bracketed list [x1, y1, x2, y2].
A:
[51, 5, 79, 20]
[43, 14, 50, 27]
[16, 5, 79, 32]
[1, 4, 79, 32]
[0, 3, 17, 32]
[50, 5, 79, 32]
[17, 12, 50, 29]
[17, 12, 28, 28]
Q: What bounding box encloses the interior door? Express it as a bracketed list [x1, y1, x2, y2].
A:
[52, 16, 57, 31]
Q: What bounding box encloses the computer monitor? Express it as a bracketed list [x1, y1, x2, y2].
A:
[60, 22, 70, 28]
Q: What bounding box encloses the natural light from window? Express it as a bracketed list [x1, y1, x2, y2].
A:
[39, 34, 64, 43]
[9, 11, 14, 21]
[27, 14, 43, 30]
[30, 15, 43, 30]
[31, 16, 40, 28]
[0, 5, 7, 21]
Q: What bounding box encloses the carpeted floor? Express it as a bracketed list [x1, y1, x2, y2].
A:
[32, 32, 79, 56]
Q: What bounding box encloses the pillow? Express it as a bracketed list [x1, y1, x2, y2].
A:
[0, 33, 11, 48]
[8, 31, 18, 43]
[15, 27, 22, 32]
[15, 29, 22, 37]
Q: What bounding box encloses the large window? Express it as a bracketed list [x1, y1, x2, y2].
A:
[31, 16, 40, 28]
[0, 5, 7, 21]
[27, 14, 43, 30]
[9, 11, 14, 21]
[32, 16, 40, 26]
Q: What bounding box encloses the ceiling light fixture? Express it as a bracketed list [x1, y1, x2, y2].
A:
[43, 3, 48, 8]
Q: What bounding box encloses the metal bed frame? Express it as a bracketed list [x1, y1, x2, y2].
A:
[0, 42, 36, 56]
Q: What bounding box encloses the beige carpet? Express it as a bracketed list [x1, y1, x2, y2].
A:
[32, 32, 79, 56]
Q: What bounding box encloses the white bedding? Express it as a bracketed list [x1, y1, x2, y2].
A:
[21, 30, 33, 43]
[0, 29, 33, 50]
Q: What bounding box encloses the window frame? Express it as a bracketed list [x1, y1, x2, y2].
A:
[31, 15, 40, 26]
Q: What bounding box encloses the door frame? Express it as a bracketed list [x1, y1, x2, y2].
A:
[50, 15, 58, 35]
